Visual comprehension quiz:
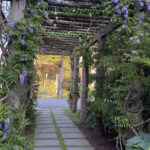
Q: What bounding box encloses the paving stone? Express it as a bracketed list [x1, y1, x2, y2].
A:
[55, 120, 73, 124]
[54, 117, 69, 119]
[36, 124, 55, 128]
[53, 112, 65, 114]
[61, 133, 84, 139]
[55, 118, 71, 121]
[35, 128, 56, 133]
[38, 112, 50, 114]
[36, 118, 52, 122]
[38, 116, 51, 119]
[53, 114, 67, 116]
[34, 139, 60, 146]
[60, 128, 80, 133]
[57, 124, 76, 128]
[67, 148, 94, 150]
[35, 133, 57, 139]
[64, 139, 90, 146]
[38, 115, 51, 118]
[34, 148, 62, 150]
[36, 120, 53, 124]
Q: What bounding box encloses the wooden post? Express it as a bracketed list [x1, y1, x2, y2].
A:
[94, 30, 105, 136]
[59, 56, 64, 99]
[68, 55, 74, 109]
[80, 56, 89, 123]
[71, 57, 79, 113]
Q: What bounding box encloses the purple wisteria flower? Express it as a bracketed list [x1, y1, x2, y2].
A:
[139, 2, 144, 7]
[45, 11, 49, 18]
[122, 7, 128, 18]
[40, 0, 44, 4]
[23, 70, 28, 77]
[146, 0, 149, 5]
[115, 3, 120, 9]
[112, 0, 119, 4]
[21, 40, 26, 46]
[140, 15, 144, 21]
[123, 20, 127, 24]
[122, 7, 128, 14]
[6, 129, 10, 134]
[130, 37, 134, 41]
[0, 123, 2, 129]
[122, 24, 126, 30]
[30, 9, 34, 15]
[29, 23, 33, 27]
[22, 29, 26, 35]
[18, 36, 22, 41]
[136, 39, 141, 43]
[3, 133, 7, 140]
[20, 74, 25, 85]
[7, 35, 11, 42]
[41, 48, 44, 51]
[132, 20, 136, 24]
[132, 51, 136, 55]
[118, 11, 121, 15]
[140, 33, 144, 37]
[29, 28, 34, 34]
[39, 25, 42, 29]
[24, 56, 28, 61]
[9, 22, 15, 29]
[147, 5, 150, 11]
[20, 54, 24, 59]
[4, 118, 10, 131]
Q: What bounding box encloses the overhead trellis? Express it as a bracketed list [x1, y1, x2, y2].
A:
[42, 0, 110, 55]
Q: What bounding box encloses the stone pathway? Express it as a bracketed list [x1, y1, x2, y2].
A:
[34, 108, 94, 150]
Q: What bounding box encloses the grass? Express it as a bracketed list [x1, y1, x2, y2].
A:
[25, 112, 37, 149]
[64, 109, 80, 125]
[50, 110, 66, 150]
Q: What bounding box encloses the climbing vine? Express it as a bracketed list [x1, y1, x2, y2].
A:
[74, 0, 150, 149]
[0, 0, 50, 148]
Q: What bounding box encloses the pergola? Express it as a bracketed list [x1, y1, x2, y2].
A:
[0, 0, 111, 122]
[40, 0, 111, 122]
[43, 0, 110, 56]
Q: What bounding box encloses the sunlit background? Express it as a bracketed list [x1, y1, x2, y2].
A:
[35, 55, 71, 98]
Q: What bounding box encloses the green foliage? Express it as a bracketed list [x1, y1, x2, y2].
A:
[125, 131, 150, 150]
[0, 102, 31, 150]
[84, 0, 150, 145]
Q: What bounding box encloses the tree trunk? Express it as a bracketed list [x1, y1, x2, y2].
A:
[80, 60, 89, 123]
[10, 0, 26, 21]
[56, 74, 59, 95]
[8, 0, 27, 108]
[71, 57, 79, 113]
[59, 56, 64, 99]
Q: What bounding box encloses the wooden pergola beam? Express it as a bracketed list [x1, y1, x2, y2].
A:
[48, 1, 97, 9]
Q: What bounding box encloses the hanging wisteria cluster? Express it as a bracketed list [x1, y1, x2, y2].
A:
[5, 0, 48, 86]
[111, 0, 150, 55]
[0, 118, 10, 140]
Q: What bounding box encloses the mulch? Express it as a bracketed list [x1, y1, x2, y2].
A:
[77, 123, 117, 150]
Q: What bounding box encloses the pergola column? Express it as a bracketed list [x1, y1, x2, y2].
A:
[71, 56, 79, 113]
[94, 30, 105, 136]
[80, 58, 89, 123]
